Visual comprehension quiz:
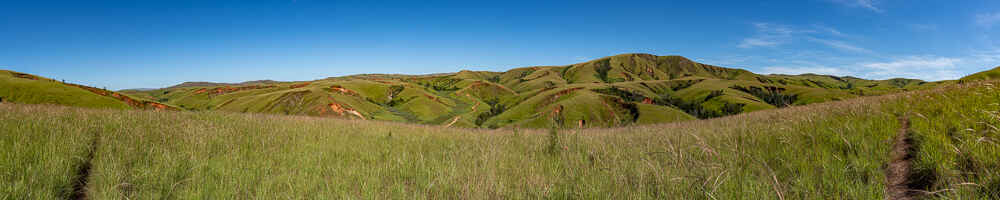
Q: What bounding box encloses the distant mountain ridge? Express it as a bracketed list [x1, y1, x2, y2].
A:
[3, 53, 992, 128]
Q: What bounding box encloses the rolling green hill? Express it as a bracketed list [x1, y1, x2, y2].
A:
[0, 70, 177, 110]
[2, 53, 972, 128]
[961, 66, 1000, 82]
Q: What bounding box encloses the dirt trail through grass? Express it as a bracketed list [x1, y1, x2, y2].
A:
[69, 135, 98, 200]
[886, 115, 918, 200]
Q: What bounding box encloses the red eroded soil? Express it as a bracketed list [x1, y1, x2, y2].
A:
[289, 82, 311, 89]
[146, 102, 171, 110]
[11, 72, 40, 80]
[330, 85, 359, 96]
[319, 101, 365, 119]
[642, 97, 654, 104]
[423, 93, 447, 105]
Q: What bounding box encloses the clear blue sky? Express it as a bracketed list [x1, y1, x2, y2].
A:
[2, 0, 999, 89]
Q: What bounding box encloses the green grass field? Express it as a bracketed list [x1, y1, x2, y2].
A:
[4, 79, 998, 198]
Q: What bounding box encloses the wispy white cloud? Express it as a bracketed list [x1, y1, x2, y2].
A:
[713, 52, 861, 76]
[808, 37, 872, 54]
[829, 0, 883, 12]
[761, 66, 851, 76]
[976, 12, 1000, 28]
[855, 0, 881, 12]
[738, 38, 779, 48]
[731, 52, 987, 81]
[859, 56, 963, 80]
[739, 23, 872, 55]
[862, 56, 960, 70]
[813, 25, 848, 37]
[730, 20, 997, 81]
[754, 22, 799, 35]
[738, 23, 800, 49]
[738, 23, 823, 49]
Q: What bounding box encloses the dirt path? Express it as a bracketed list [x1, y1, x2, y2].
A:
[70, 137, 98, 200]
[886, 115, 919, 200]
[445, 116, 461, 127]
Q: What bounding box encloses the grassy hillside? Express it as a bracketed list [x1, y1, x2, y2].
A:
[0, 70, 181, 111]
[961, 66, 1000, 82]
[0, 70, 132, 109]
[4, 81, 997, 199]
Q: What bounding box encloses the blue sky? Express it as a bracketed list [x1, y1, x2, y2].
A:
[2, 0, 999, 89]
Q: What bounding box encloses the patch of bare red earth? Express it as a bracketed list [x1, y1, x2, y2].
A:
[12, 72, 40, 80]
[329, 85, 359, 96]
[317, 101, 365, 119]
[289, 82, 311, 89]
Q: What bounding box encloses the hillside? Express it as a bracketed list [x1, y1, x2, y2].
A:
[961, 66, 1000, 82]
[3, 81, 997, 199]
[0, 70, 177, 110]
[119, 53, 954, 128]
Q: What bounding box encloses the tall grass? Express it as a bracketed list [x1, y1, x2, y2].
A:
[887, 82, 1000, 198]
[0, 105, 98, 199]
[0, 82, 996, 199]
